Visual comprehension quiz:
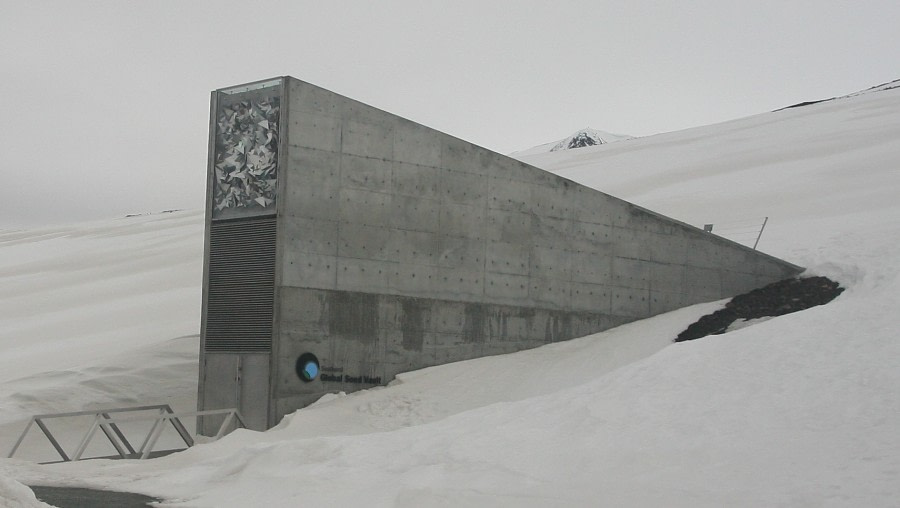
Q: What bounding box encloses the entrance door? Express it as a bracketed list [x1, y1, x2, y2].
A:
[199, 353, 270, 434]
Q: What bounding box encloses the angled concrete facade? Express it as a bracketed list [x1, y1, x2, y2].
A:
[198, 76, 802, 433]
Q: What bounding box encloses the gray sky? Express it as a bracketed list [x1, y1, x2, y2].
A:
[2, 0, 898, 227]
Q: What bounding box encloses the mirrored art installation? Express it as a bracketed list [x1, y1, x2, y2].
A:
[213, 96, 280, 217]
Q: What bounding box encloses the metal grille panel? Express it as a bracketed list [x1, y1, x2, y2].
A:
[204, 217, 276, 352]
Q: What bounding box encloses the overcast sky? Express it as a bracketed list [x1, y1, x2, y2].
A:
[2, 0, 898, 227]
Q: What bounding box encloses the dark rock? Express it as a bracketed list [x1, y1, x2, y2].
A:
[675, 276, 844, 342]
[566, 133, 601, 149]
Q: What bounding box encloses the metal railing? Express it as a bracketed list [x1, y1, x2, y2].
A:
[7, 404, 244, 463]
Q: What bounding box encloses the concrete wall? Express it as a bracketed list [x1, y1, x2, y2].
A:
[267, 76, 802, 424]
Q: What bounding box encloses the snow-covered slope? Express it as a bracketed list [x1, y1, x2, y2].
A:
[0, 212, 203, 460]
[3, 85, 900, 507]
[775, 78, 900, 112]
[517, 87, 900, 255]
[844, 78, 900, 98]
[511, 127, 632, 157]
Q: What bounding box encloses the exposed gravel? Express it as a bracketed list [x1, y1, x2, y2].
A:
[675, 276, 844, 342]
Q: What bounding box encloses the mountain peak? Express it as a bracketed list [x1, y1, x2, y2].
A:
[512, 127, 632, 157]
[550, 127, 630, 152]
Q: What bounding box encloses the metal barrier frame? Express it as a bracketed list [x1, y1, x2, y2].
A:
[7, 405, 244, 462]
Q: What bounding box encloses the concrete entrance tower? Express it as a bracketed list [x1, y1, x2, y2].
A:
[198, 77, 801, 434]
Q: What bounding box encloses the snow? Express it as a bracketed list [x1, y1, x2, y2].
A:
[3, 85, 900, 506]
[0, 475, 50, 508]
[723, 316, 774, 333]
[0, 212, 202, 462]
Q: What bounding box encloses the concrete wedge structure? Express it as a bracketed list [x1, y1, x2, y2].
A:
[198, 76, 801, 433]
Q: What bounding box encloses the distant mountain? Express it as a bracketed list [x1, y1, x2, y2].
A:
[775, 78, 900, 111]
[511, 127, 632, 156]
[841, 78, 900, 99]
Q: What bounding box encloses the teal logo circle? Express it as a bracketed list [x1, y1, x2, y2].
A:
[295, 353, 320, 382]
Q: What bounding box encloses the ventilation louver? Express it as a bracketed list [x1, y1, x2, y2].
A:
[204, 217, 276, 352]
